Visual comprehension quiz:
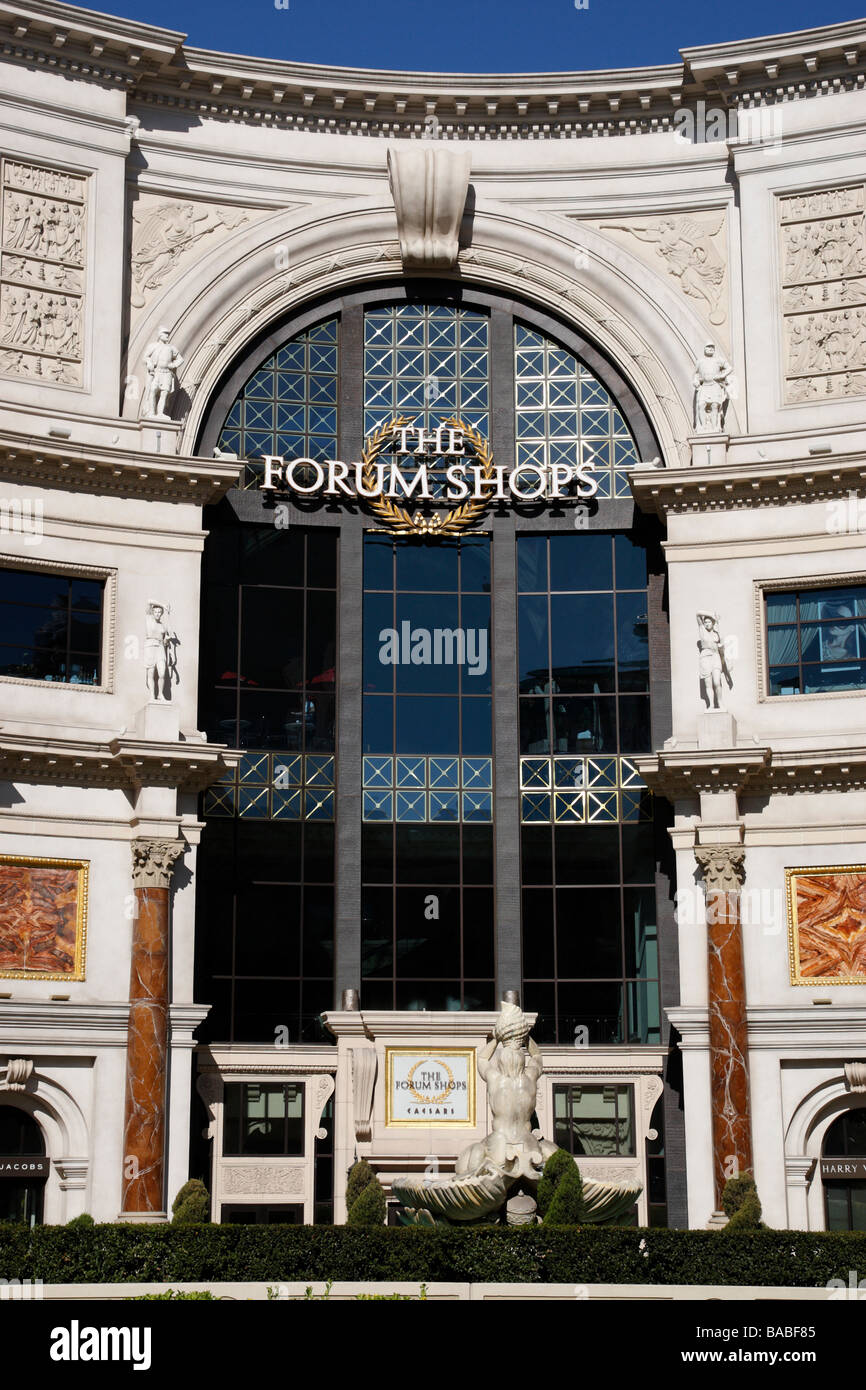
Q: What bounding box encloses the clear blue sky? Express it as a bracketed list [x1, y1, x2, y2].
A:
[92, 0, 864, 72]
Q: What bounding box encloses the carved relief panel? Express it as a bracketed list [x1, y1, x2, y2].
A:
[779, 186, 866, 404]
[129, 193, 259, 319]
[588, 211, 730, 348]
[0, 159, 87, 387]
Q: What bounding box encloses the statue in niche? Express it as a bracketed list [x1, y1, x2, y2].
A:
[693, 341, 733, 434]
[141, 327, 183, 419]
[697, 611, 732, 710]
[390, 1000, 641, 1225]
[145, 601, 178, 702]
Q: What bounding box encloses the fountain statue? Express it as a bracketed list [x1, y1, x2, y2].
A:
[390, 1001, 642, 1225]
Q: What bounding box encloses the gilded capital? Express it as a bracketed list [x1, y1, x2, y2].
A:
[695, 845, 745, 893]
[131, 838, 185, 889]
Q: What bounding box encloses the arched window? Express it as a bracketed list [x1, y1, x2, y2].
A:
[195, 286, 666, 1041]
[0, 1105, 46, 1226]
[822, 1108, 866, 1231]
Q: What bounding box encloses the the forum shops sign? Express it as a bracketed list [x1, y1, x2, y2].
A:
[260, 415, 599, 536]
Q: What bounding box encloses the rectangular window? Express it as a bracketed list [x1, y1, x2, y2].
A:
[223, 1082, 304, 1156]
[0, 566, 104, 686]
[765, 583, 866, 695]
[553, 1083, 635, 1157]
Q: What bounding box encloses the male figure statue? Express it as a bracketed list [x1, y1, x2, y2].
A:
[142, 327, 183, 419]
[693, 341, 732, 434]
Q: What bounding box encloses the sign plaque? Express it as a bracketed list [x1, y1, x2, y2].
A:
[385, 1047, 476, 1127]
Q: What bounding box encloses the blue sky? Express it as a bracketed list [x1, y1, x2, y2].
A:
[91, 0, 863, 72]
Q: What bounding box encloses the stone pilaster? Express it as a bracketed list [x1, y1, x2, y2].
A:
[695, 845, 752, 1206]
[120, 838, 185, 1219]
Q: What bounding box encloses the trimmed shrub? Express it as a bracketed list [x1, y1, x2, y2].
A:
[346, 1174, 386, 1228]
[538, 1148, 585, 1224]
[65, 1213, 95, 1228]
[1, 1226, 865, 1287]
[345, 1159, 376, 1214]
[544, 1162, 585, 1226]
[171, 1179, 210, 1226]
[536, 1148, 574, 1217]
[721, 1173, 764, 1232]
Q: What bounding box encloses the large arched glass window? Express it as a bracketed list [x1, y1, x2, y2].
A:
[195, 288, 666, 1038]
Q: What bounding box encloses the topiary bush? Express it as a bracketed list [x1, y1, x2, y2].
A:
[537, 1148, 585, 1224]
[171, 1179, 210, 1226]
[536, 1148, 574, 1218]
[65, 1213, 95, 1228]
[345, 1159, 376, 1214]
[721, 1172, 764, 1232]
[346, 1170, 386, 1228]
[544, 1162, 585, 1226]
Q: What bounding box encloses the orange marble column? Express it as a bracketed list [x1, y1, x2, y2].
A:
[695, 846, 752, 1207]
[121, 839, 184, 1218]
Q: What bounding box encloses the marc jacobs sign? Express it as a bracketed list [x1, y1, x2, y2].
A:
[260, 415, 598, 536]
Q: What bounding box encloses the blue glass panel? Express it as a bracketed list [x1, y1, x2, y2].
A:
[363, 790, 393, 821]
[396, 790, 427, 821]
[363, 756, 393, 788]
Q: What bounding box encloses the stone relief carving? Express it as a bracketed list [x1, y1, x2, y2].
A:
[0, 1058, 34, 1092]
[779, 184, 866, 403]
[351, 1048, 377, 1143]
[844, 1061, 866, 1093]
[0, 159, 86, 386]
[387, 144, 471, 270]
[312, 1073, 336, 1140]
[131, 839, 186, 890]
[596, 212, 728, 330]
[695, 846, 746, 895]
[195, 1072, 223, 1139]
[130, 195, 253, 311]
[221, 1165, 305, 1195]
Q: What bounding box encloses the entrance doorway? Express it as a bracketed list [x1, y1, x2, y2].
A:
[0, 1107, 46, 1225]
[823, 1109, 866, 1231]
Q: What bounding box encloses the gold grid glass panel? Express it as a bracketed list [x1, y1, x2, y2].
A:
[519, 756, 650, 823]
[363, 755, 493, 821]
[203, 751, 335, 821]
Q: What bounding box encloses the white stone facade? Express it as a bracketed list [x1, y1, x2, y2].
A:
[0, 4, 864, 1229]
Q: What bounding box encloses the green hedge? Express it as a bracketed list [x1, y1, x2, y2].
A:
[0, 1225, 864, 1286]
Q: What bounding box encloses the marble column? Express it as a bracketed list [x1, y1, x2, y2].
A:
[120, 838, 185, 1219]
[695, 845, 752, 1206]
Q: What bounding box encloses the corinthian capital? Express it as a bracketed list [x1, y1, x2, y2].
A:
[131, 838, 185, 889]
[695, 846, 745, 893]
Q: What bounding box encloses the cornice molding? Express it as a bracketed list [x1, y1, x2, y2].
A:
[0, 731, 238, 792]
[0, 1001, 209, 1046]
[0, 430, 242, 504]
[0, 5, 863, 140]
[631, 452, 866, 516]
[638, 745, 866, 800]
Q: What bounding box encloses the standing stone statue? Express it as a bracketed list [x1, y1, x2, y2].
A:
[697, 610, 732, 710]
[144, 601, 178, 702]
[693, 341, 732, 434]
[389, 1000, 641, 1225]
[141, 327, 183, 419]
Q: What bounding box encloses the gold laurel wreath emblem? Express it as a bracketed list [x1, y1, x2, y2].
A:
[407, 1058, 455, 1107]
[360, 415, 494, 536]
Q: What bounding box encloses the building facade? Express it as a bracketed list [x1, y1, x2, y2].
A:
[0, 2, 865, 1231]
